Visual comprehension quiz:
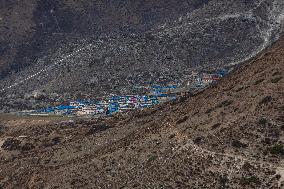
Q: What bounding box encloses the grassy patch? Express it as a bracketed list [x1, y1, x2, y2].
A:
[147, 155, 158, 162]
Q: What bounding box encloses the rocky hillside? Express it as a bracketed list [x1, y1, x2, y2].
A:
[0, 0, 209, 78]
[0, 0, 284, 111]
[0, 33, 283, 188]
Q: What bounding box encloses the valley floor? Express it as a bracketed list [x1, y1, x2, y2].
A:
[0, 37, 284, 188]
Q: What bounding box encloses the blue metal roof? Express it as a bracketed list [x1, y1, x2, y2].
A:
[55, 105, 76, 110]
[158, 94, 168, 97]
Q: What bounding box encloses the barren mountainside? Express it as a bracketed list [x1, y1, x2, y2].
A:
[0, 33, 283, 188]
[0, 0, 284, 111]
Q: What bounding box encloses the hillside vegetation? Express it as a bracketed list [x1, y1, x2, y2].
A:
[0, 34, 283, 188]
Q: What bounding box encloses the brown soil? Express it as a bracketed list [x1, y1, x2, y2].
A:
[0, 37, 284, 188]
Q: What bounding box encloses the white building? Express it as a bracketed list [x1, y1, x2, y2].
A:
[76, 106, 97, 116]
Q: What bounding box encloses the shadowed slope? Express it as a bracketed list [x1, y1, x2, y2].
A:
[0, 0, 283, 112]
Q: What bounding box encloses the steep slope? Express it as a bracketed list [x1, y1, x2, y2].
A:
[0, 0, 284, 111]
[0, 34, 283, 188]
[0, 0, 209, 79]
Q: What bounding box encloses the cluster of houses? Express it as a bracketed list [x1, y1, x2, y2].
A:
[34, 93, 174, 116]
[21, 69, 228, 117]
[190, 69, 228, 89]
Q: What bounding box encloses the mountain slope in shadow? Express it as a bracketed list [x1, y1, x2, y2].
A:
[0, 0, 283, 112]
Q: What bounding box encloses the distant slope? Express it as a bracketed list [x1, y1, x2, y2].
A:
[0, 0, 210, 79]
[0, 0, 284, 111]
[0, 35, 283, 188]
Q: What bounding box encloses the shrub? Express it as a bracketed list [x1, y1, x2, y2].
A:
[240, 176, 261, 186]
[224, 86, 234, 91]
[148, 155, 158, 162]
[176, 116, 189, 124]
[254, 78, 264, 85]
[193, 136, 204, 144]
[259, 96, 272, 105]
[87, 124, 111, 135]
[235, 86, 244, 92]
[269, 144, 284, 155]
[212, 123, 221, 129]
[243, 162, 253, 171]
[271, 77, 282, 83]
[219, 175, 229, 186]
[1, 138, 22, 151]
[51, 137, 61, 145]
[21, 143, 35, 151]
[169, 134, 176, 139]
[275, 174, 281, 180]
[258, 118, 268, 125]
[217, 100, 233, 108]
[0, 124, 5, 135]
[232, 139, 248, 148]
[272, 71, 281, 76]
[178, 96, 188, 103]
[205, 107, 214, 114]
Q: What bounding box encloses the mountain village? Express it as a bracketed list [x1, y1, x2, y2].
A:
[19, 70, 228, 117]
